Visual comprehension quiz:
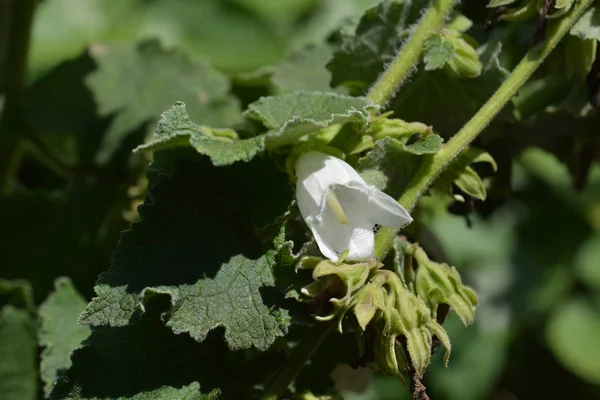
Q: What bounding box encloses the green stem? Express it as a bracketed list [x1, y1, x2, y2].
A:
[374, 0, 595, 259]
[0, 0, 37, 193]
[261, 323, 333, 400]
[367, 0, 456, 107]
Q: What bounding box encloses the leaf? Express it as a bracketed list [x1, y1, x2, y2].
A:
[87, 40, 241, 163]
[21, 52, 98, 167]
[0, 279, 35, 313]
[135, 102, 264, 166]
[436, 148, 497, 201]
[575, 233, 600, 292]
[390, 41, 512, 139]
[358, 137, 423, 199]
[245, 91, 378, 148]
[51, 297, 258, 399]
[0, 306, 37, 400]
[423, 34, 456, 71]
[403, 134, 444, 155]
[29, 0, 286, 75]
[487, 0, 518, 7]
[326, 0, 426, 93]
[271, 44, 337, 93]
[39, 277, 91, 397]
[546, 298, 600, 385]
[570, 7, 600, 41]
[79, 148, 296, 351]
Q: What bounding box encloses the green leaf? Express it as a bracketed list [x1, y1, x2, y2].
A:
[436, 148, 497, 201]
[487, 0, 518, 7]
[403, 134, 444, 155]
[575, 233, 600, 292]
[358, 137, 422, 199]
[0, 306, 37, 400]
[29, 0, 286, 75]
[570, 7, 600, 41]
[51, 299, 250, 399]
[0, 279, 35, 313]
[547, 298, 600, 385]
[79, 148, 295, 351]
[327, 0, 425, 93]
[87, 40, 241, 163]
[135, 102, 264, 166]
[21, 52, 98, 167]
[245, 91, 378, 147]
[39, 278, 91, 397]
[271, 44, 337, 93]
[390, 41, 512, 139]
[423, 34, 456, 71]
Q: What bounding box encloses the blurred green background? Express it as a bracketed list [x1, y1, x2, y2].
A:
[1, 0, 600, 399]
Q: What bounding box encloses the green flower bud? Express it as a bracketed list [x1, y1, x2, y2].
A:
[380, 279, 451, 377]
[351, 282, 386, 331]
[312, 259, 379, 303]
[414, 247, 478, 326]
[372, 324, 408, 381]
[565, 36, 597, 79]
[445, 34, 482, 79]
[300, 259, 380, 324]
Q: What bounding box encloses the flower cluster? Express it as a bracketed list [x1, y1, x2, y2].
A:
[294, 151, 477, 379]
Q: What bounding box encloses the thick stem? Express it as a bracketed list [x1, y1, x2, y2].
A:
[0, 0, 37, 193]
[367, 0, 456, 107]
[374, 0, 595, 259]
[261, 323, 333, 400]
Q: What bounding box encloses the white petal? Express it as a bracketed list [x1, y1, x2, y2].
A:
[365, 185, 413, 228]
[295, 151, 367, 207]
[295, 151, 413, 262]
[309, 184, 376, 261]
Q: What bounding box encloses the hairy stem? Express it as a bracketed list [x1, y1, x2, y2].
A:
[367, 0, 456, 107]
[0, 0, 37, 193]
[374, 0, 595, 259]
[261, 324, 333, 400]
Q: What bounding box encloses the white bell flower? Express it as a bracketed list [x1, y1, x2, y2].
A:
[295, 151, 413, 262]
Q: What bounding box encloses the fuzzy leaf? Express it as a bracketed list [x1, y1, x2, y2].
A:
[391, 41, 512, 139]
[87, 40, 241, 163]
[0, 306, 37, 400]
[436, 147, 496, 201]
[135, 102, 264, 166]
[327, 0, 426, 92]
[39, 278, 91, 397]
[79, 148, 295, 351]
[358, 137, 431, 198]
[271, 44, 337, 93]
[51, 301, 253, 399]
[423, 34, 456, 71]
[570, 7, 600, 41]
[245, 91, 378, 147]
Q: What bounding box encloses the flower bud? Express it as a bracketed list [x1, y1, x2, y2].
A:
[351, 282, 386, 331]
[414, 248, 478, 326]
[565, 36, 597, 79]
[445, 34, 482, 79]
